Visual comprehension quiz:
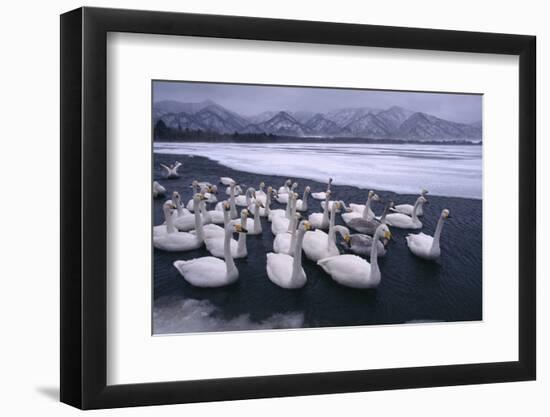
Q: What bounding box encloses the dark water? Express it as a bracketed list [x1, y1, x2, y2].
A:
[153, 154, 482, 334]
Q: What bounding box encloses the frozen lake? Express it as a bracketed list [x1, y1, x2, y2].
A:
[154, 142, 482, 199]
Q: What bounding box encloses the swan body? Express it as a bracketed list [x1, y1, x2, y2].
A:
[255, 182, 267, 205]
[275, 182, 298, 204]
[153, 199, 205, 251]
[385, 196, 426, 229]
[173, 223, 247, 287]
[160, 161, 182, 178]
[249, 186, 273, 217]
[342, 234, 386, 257]
[277, 179, 292, 195]
[272, 214, 300, 255]
[269, 191, 296, 222]
[226, 184, 243, 196]
[272, 193, 297, 234]
[206, 209, 248, 258]
[231, 203, 263, 235]
[321, 200, 345, 213]
[174, 195, 211, 232]
[311, 177, 333, 200]
[345, 200, 392, 235]
[317, 224, 391, 289]
[303, 203, 348, 262]
[308, 191, 331, 230]
[406, 209, 449, 260]
[220, 176, 235, 186]
[266, 221, 311, 289]
[344, 191, 380, 223]
[152, 181, 166, 198]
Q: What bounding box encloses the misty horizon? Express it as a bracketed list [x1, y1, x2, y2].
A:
[153, 81, 482, 124]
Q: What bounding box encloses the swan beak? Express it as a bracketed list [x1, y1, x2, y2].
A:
[344, 234, 351, 243]
[259, 203, 265, 208]
[304, 222, 312, 231]
[169, 204, 177, 209]
[238, 226, 248, 234]
[384, 230, 392, 240]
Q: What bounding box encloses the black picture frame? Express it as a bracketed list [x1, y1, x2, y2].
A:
[60, 6, 536, 410]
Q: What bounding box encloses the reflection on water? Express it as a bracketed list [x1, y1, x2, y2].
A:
[154, 142, 482, 199]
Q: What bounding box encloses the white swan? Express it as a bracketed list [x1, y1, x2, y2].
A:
[277, 179, 292, 195]
[321, 199, 346, 214]
[165, 191, 190, 224]
[235, 187, 256, 207]
[220, 176, 235, 186]
[205, 208, 248, 258]
[215, 182, 239, 219]
[406, 209, 450, 260]
[311, 177, 333, 200]
[272, 193, 297, 234]
[160, 161, 182, 178]
[272, 213, 301, 255]
[317, 224, 391, 289]
[225, 184, 243, 196]
[152, 181, 166, 198]
[174, 194, 209, 232]
[186, 180, 202, 212]
[308, 191, 332, 230]
[347, 191, 380, 221]
[255, 182, 267, 205]
[303, 202, 349, 262]
[385, 196, 427, 229]
[199, 198, 225, 225]
[249, 186, 273, 217]
[266, 221, 311, 289]
[153, 200, 205, 251]
[268, 190, 295, 222]
[173, 223, 247, 287]
[231, 201, 264, 235]
[275, 182, 298, 204]
[193, 201, 231, 239]
[204, 185, 218, 204]
[391, 189, 429, 216]
[295, 186, 311, 212]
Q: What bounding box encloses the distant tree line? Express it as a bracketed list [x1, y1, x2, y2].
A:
[153, 120, 481, 145]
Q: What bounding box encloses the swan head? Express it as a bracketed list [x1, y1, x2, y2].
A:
[232, 224, 248, 234]
[285, 179, 291, 186]
[343, 233, 351, 243]
[376, 224, 392, 241]
[417, 196, 428, 205]
[209, 185, 218, 194]
[162, 201, 177, 215]
[298, 221, 313, 231]
[328, 177, 333, 184]
[291, 182, 298, 190]
[304, 186, 311, 193]
[222, 201, 230, 211]
[259, 181, 265, 189]
[171, 191, 181, 204]
[256, 200, 265, 208]
[442, 209, 451, 219]
[421, 188, 429, 196]
[193, 193, 207, 202]
[241, 209, 249, 218]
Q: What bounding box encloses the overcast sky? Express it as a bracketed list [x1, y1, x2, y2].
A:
[153, 80, 482, 123]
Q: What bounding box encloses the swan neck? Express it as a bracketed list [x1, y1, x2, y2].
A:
[432, 217, 445, 252]
[292, 229, 306, 280]
[327, 205, 337, 244]
[224, 227, 236, 273]
[370, 231, 380, 270]
[362, 197, 372, 219]
[238, 213, 247, 251]
[165, 210, 176, 233]
[194, 202, 204, 239]
[412, 200, 421, 221]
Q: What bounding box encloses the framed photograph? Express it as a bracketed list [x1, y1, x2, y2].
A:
[60, 7, 536, 409]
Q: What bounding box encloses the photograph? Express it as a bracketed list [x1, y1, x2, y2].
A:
[151, 80, 482, 335]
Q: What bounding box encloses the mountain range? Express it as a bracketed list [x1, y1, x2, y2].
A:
[153, 99, 482, 141]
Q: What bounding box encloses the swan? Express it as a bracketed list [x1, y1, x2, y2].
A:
[317, 224, 391, 289]
[174, 194, 209, 232]
[345, 200, 393, 235]
[406, 209, 450, 260]
[220, 176, 235, 186]
[303, 202, 349, 261]
[186, 181, 202, 212]
[391, 189, 429, 216]
[199, 198, 225, 225]
[272, 213, 301, 255]
[385, 196, 427, 229]
[277, 179, 292, 195]
[347, 191, 380, 220]
[165, 191, 190, 223]
[205, 208, 248, 258]
[271, 193, 297, 234]
[173, 223, 247, 287]
[192, 201, 231, 239]
[268, 189, 294, 222]
[226, 184, 243, 196]
[215, 182, 239, 219]
[231, 202, 264, 235]
[275, 182, 298, 204]
[311, 177, 333, 200]
[153, 200, 205, 251]
[204, 185, 218, 204]
[266, 221, 312, 289]
[341, 233, 387, 257]
[235, 187, 256, 207]
[255, 182, 267, 205]
[249, 186, 273, 217]
[308, 191, 332, 230]
[160, 161, 182, 178]
[152, 181, 166, 198]
[295, 186, 311, 212]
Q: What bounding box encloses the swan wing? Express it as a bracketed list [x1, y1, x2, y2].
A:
[273, 233, 292, 254]
[153, 232, 201, 252]
[266, 253, 303, 288]
[302, 230, 337, 262]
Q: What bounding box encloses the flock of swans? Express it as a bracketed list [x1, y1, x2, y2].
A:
[153, 161, 451, 290]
